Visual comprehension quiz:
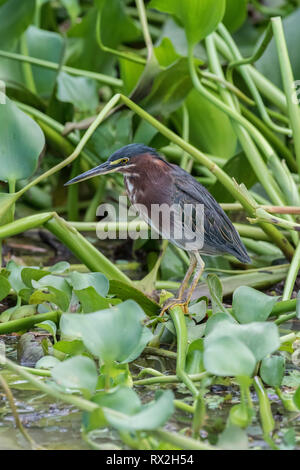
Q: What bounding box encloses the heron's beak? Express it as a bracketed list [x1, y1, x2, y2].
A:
[64, 161, 116, 186]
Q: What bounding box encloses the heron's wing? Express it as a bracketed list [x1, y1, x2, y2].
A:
[172, 167, 250, 261]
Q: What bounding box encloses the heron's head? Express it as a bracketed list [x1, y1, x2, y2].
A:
[65, 144, 161, 185]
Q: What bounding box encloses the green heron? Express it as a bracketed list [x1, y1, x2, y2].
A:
[66, 144, 250, 313]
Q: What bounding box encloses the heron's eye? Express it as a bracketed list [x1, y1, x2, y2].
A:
[121, 158, 129, 164]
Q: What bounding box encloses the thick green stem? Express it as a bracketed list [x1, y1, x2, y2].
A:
[253, 376, 277, 449]
[274, 312, 296, 325]
[219, 23, 291, 136]
[44, 214, 131, 283]
[228, 23, 273, 70]
[136, 0, 154, 57]
[282, 241, 300, 300]
[169, 305, 200, 398]
[272, 17, 300, 178]
[241, 104, 296, 171]
[153, 429, 216, 451]
[0, 310, 61, 334]
[214, 33, 288, 113]
[134, 372, 208, 386]
[0, 212, 54, 238]
[0, 49, 123, 87]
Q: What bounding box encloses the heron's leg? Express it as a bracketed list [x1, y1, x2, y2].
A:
[183, 252, 205, 306]
[160, 253, 198, 316]
[176, 252, 197, 300]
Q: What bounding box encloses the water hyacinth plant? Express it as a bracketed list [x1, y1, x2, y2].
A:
[0, 0, 300, 451]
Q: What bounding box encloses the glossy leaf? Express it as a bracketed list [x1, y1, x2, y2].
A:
[229, 403, 253, 428]
[122, 327, 153, 364]
[87, 111, 133, 161]
[205, 312, 237, 336]
[257, 8, 300, 88]
[105, 390, 174, 431]
[210, 152, 257, 203]
[53, 339, 86, 356]
[204, 318, 280, 376]
[177, 89, 237, 159]
[206, 274, 226, 314]
[185, 339, 204, 374]
[0, 193, 18, 225]
[69, 272, 109, 297]
[56, 72, 99, 113]
[0, 97, 45, 182]
[0, 0, 35, 49]
[144, 59, 192, 115]
[223, 0, 248, 33]
[36, 320, 57, 339]
[21, 267, 50, 287]
[30, 288, 70, 311]
[35, 355, 61, 370]
[0, 275, 11, 301]
[51, 355, 98, 395]
[75, 287, 110, 313]
[6, 260, 27, 293]
[204, 335, 256, 377]
[93, 386, 141, 415]
[260, 355, 285, 388]
[233, 286, 279, 324]
[149, 0, 225, 45]
[25, 26, 65, 98]
[154, 37, 181, 67]
[95, 0, 141, 49]
[48, 262, 70, 274]
[60, 300, 149, 363]
[70, 272, 110, 313]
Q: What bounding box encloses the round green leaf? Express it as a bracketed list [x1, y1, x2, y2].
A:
[0, 97, 45, 182]
[36, 320, 57, 339]
[204, 336, 256, 377]
[35, 355, 60, 370]
[229, 404, 253, 429]
[69, 271, 109, 297]
[56, 72, 99, 113]
[60, 300, 148, 363]
[260, 355, 285, 388]
[105, 390, 174, 431]
[233, 286, 279, 323]
[51, 355, 98, 394]
[206, 319, 280, 363]
[92, 386, 141, 415]
[26, 26, 65, 98]
[237, 322, 280, 361]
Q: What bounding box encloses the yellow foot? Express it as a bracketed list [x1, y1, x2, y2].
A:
[159, 298, 189, 316]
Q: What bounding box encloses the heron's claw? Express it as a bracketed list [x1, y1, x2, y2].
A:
[159, 298, 189, 316]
